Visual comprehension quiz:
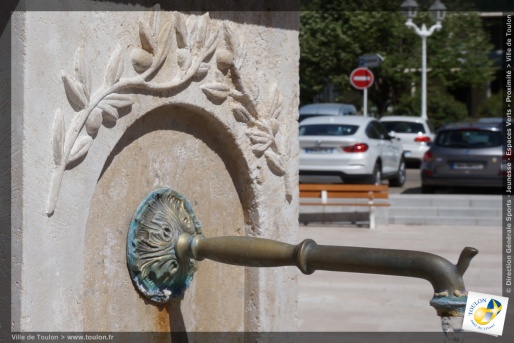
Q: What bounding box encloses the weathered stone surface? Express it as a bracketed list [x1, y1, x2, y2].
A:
[12, 7, 299, 332]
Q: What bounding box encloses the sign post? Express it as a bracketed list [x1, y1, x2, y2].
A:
[350, 67, 374, 116]
[358, 54, 384, 68]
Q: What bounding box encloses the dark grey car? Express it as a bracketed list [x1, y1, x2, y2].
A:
[420, 121, 503, 193]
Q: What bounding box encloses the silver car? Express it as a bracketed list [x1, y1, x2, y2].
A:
[299, 116, 406, 186]
[420, 121, 503, 193]
[380, 116, 435, 163]
[299, 103, 357, 122]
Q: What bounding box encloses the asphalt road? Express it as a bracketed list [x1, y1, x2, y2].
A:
[389, 166, 502, 195]
[388, 167, 421, 194]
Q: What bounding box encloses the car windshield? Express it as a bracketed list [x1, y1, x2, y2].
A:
[299, 114, 324, 122]
[382, 121, 425, 134]
[299, 124, 359, 136]
[435, 129, 502, 148]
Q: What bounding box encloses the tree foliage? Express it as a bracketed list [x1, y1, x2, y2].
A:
[395, 88, 468, 129]
[300, 0, 497, 120]
[477, 93, 503, 118]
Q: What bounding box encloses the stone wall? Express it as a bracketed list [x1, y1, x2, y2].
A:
[12, 5, 299, 333]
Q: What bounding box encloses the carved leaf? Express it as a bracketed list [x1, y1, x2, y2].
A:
[251, 141, 273, 155]
[154, 20, 173, 69]
[98, 103, 119, 122]
[265, 150, 286, 176]
[247, 127, 273, 145]
[224, 23, 238, 53]
[103, 94, 133, 109]
[175, 13, 188, 49]
[68, 135, 93, 165]
[186, 16, 197, 50]
[104, 45, 124, 87]
[196, 62, 210, 77]
[96, 94, 132, 123]
[195, 13, 209, 52]
[62, 71, 88, 111]
[284, 165, 294, 202]
[232, 105, 252, 123]
[52, 109, 65, 166]
[254, 119, 273, 136]
[270, 118, 280, 135]
[202, 31, 219, 64]
[152, 5, 161, 36]
[225, 22, 245, 69]
[139, 21, 155, 54]
[74, 47, 91, 101]
[200, 83, 230, 101]
[246, 79, 260, 102]
[234, 49, 247, 70]
[214, 70, 225, 84]
[269, 84, 283, 119]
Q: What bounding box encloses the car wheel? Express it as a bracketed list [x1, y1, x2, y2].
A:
[368, 164, 382, 185]
[389, 157, 406, 187]
[421, 184, 435, 194]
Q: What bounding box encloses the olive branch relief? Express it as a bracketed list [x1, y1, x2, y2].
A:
[47, 12, 292, 215]
[200, 23, 290, 181]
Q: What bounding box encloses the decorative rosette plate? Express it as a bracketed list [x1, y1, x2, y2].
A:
[127, 188, 202, 303]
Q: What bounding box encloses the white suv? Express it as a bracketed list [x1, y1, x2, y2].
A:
[299, 116, 406, 186]
[379, 116, 435, 163]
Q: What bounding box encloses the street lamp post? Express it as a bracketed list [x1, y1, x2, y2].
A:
[400, 0, 446, 120]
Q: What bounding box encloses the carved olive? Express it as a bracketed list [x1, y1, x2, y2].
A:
[177, 49, 192, 71]
[130, 48, 154, 74]
[216, 49, 233, 71]
[85, 108, 103, 136]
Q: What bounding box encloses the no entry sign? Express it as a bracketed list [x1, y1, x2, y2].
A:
[350, 67, 374, 90]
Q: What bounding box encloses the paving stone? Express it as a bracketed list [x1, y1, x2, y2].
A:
[297, 224, 503, 332]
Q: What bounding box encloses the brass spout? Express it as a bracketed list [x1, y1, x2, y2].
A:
[176, 234, 477, 316]
[127, 188, 478, 317]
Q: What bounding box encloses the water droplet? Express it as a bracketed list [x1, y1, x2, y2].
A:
[441, 316, 464, 343]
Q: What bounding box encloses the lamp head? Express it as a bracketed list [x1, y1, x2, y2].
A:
[429, 0, 446, 23]
[400, 0, 419, 20]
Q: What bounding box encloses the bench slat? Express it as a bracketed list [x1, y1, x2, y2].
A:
[298, 184, 390, 229]
[299, 184, 389, 191]
[300, 191, 388, 199]
[300, 202, 390, 207]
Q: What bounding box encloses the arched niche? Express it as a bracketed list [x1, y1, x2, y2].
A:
[83, 105, 257, 333]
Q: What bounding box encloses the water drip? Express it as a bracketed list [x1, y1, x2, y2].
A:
[441, 316, 464, 343]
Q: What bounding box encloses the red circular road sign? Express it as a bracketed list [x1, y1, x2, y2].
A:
[350, 67, 374, 90]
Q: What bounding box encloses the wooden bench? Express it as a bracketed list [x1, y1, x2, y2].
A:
[299, 184, 390, 229]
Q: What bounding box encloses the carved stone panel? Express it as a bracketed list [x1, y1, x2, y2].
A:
[46, 11, 296, 216]
[12, 8, 299, 332]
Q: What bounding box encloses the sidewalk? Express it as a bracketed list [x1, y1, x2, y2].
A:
[297, 223, 503, 332]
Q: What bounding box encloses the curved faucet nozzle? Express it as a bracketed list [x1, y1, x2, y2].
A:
[456, 247, 479, 276]
[430, 247, 479, 317]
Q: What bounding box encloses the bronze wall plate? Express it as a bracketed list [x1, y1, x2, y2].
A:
[127, 188, 202, 303]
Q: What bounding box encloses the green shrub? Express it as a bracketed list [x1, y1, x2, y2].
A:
[477, 93, 503, 118]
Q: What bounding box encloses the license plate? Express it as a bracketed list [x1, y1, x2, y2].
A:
[304, 148, 334, 154]
[452, 162, 484, 170]
[404, 151, 412, 157]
